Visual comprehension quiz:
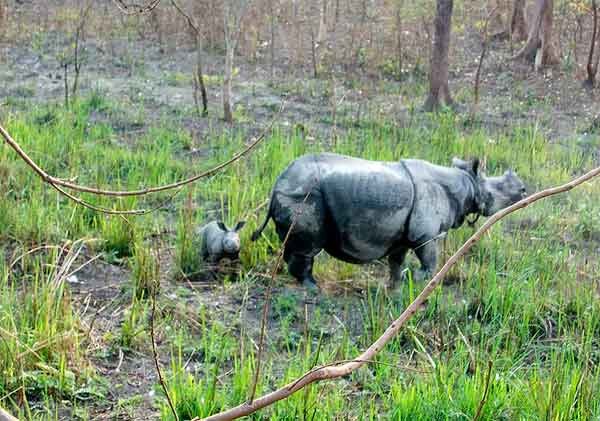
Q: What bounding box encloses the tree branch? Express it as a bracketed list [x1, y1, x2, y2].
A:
[170, 0, 199, 35]
[0, 405, 19, 421]
[112, 0, 161, 15]
[0, 102, 285, 200]
[200, 165, 600, 421]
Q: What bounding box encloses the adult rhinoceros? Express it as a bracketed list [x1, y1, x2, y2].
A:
[252, 153, 526, 289]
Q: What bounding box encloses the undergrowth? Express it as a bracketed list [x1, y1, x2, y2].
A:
[1, 92, 599, 419]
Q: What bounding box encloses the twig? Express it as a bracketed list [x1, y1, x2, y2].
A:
[247, 186, 315, 404]
[114, 348, 124, 373]
[151, 285, 179, 421]
[290, 358, 429, 391]
[473, 6, 497, 113]
[0, 406, 19, 421]
[169, 0, 209, 116]
[112, 0, 161, 15]
[9, 245, 63, 271]
[472, 360, 493, 421]
[170, 0, 198, 33]
[201, 166, 600, 421]
[0, 101, 284, 197]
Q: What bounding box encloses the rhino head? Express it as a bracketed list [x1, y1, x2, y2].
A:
[217, 221, 246, 254]
[452, 158, 527, 217]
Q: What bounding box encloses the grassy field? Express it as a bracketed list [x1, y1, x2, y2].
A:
[1, 89, 600, 420]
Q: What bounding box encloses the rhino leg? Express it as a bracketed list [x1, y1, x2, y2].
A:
[284, 249, 319, 289]
[279, 226, 322, 289]
[413, 241, 438, 281]
[271, 192, 325, 289]
[388, 247, 409, 287]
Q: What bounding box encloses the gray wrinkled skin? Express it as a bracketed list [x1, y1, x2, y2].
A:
[197, 221, 246, 265]
[252, 153, 526, 289]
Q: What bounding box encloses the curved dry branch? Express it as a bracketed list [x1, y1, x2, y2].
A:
[112, 0, 161, 15]
[0, 102, 283, 198]
[170, 0, 199, 34]
[0, 406, 19, 421]
[201, 166, 600, 421]
[49, 183, 182, 215]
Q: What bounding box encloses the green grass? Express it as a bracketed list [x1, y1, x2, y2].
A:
[1, 92, 600, 419]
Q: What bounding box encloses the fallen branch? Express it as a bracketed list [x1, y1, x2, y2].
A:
[0, 101, 283, 197]
[200, 165, 600, 421]
[0, 406, 19, 421]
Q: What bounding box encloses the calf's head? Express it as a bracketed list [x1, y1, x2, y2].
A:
[217, 221, 246, 254]
[452, 158, 527, 217]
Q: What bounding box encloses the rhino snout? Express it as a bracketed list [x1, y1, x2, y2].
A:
[481, 173, 527, 215]
[223, 236, 241, 254]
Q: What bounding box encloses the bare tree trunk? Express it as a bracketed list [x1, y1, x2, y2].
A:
[195, 33, 209, 116]
[584, 0, 599, 88]
[72, 2, 92, 104]
[473, 7, 496, 116]
[317, 0, 328, 45]
[151, 8, 164, 53]
[63, 62, 69, 109]
[595, 30, 600, 78]
[513, 0, 559, 68]
[221, 0, 249, 123]
[310, 25, 318, 78]
[0, 0, 6, 39]
[424, 0, 455, 111]
[488, 0, 505, 36]
[223, 37, 234, 123]
[511, 0, 528, 42]
[396, 0, 404, 76]
[269, 0, 276, 82]
[171, 0, 209, 117]
[334, 0, 340, 25]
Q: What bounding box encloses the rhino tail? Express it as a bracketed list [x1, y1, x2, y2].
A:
[251, 192, 274, 241]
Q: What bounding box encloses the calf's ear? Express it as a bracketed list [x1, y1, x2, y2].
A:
[453, 157, 480, 177]
[234, 221, 246, 231]
[452, 157, 469, 170]
[217, 221, 228, 231]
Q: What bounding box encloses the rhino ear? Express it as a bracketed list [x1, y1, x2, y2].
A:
[471, 159, 480, 176]
[452, 157, 469, 170]
[217, 221, 228, 231]
[234, 221, 246, 231]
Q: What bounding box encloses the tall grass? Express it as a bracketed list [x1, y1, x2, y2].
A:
[1, 93, 599, 419]
[0, 243, 102, 418]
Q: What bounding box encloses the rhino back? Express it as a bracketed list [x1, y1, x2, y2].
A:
[314, 154, 414, 261]
[273, 154, 322, 198]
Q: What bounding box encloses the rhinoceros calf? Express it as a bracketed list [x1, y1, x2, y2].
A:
[251, 153, 526, 289]
[197, 221, 246, 266]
